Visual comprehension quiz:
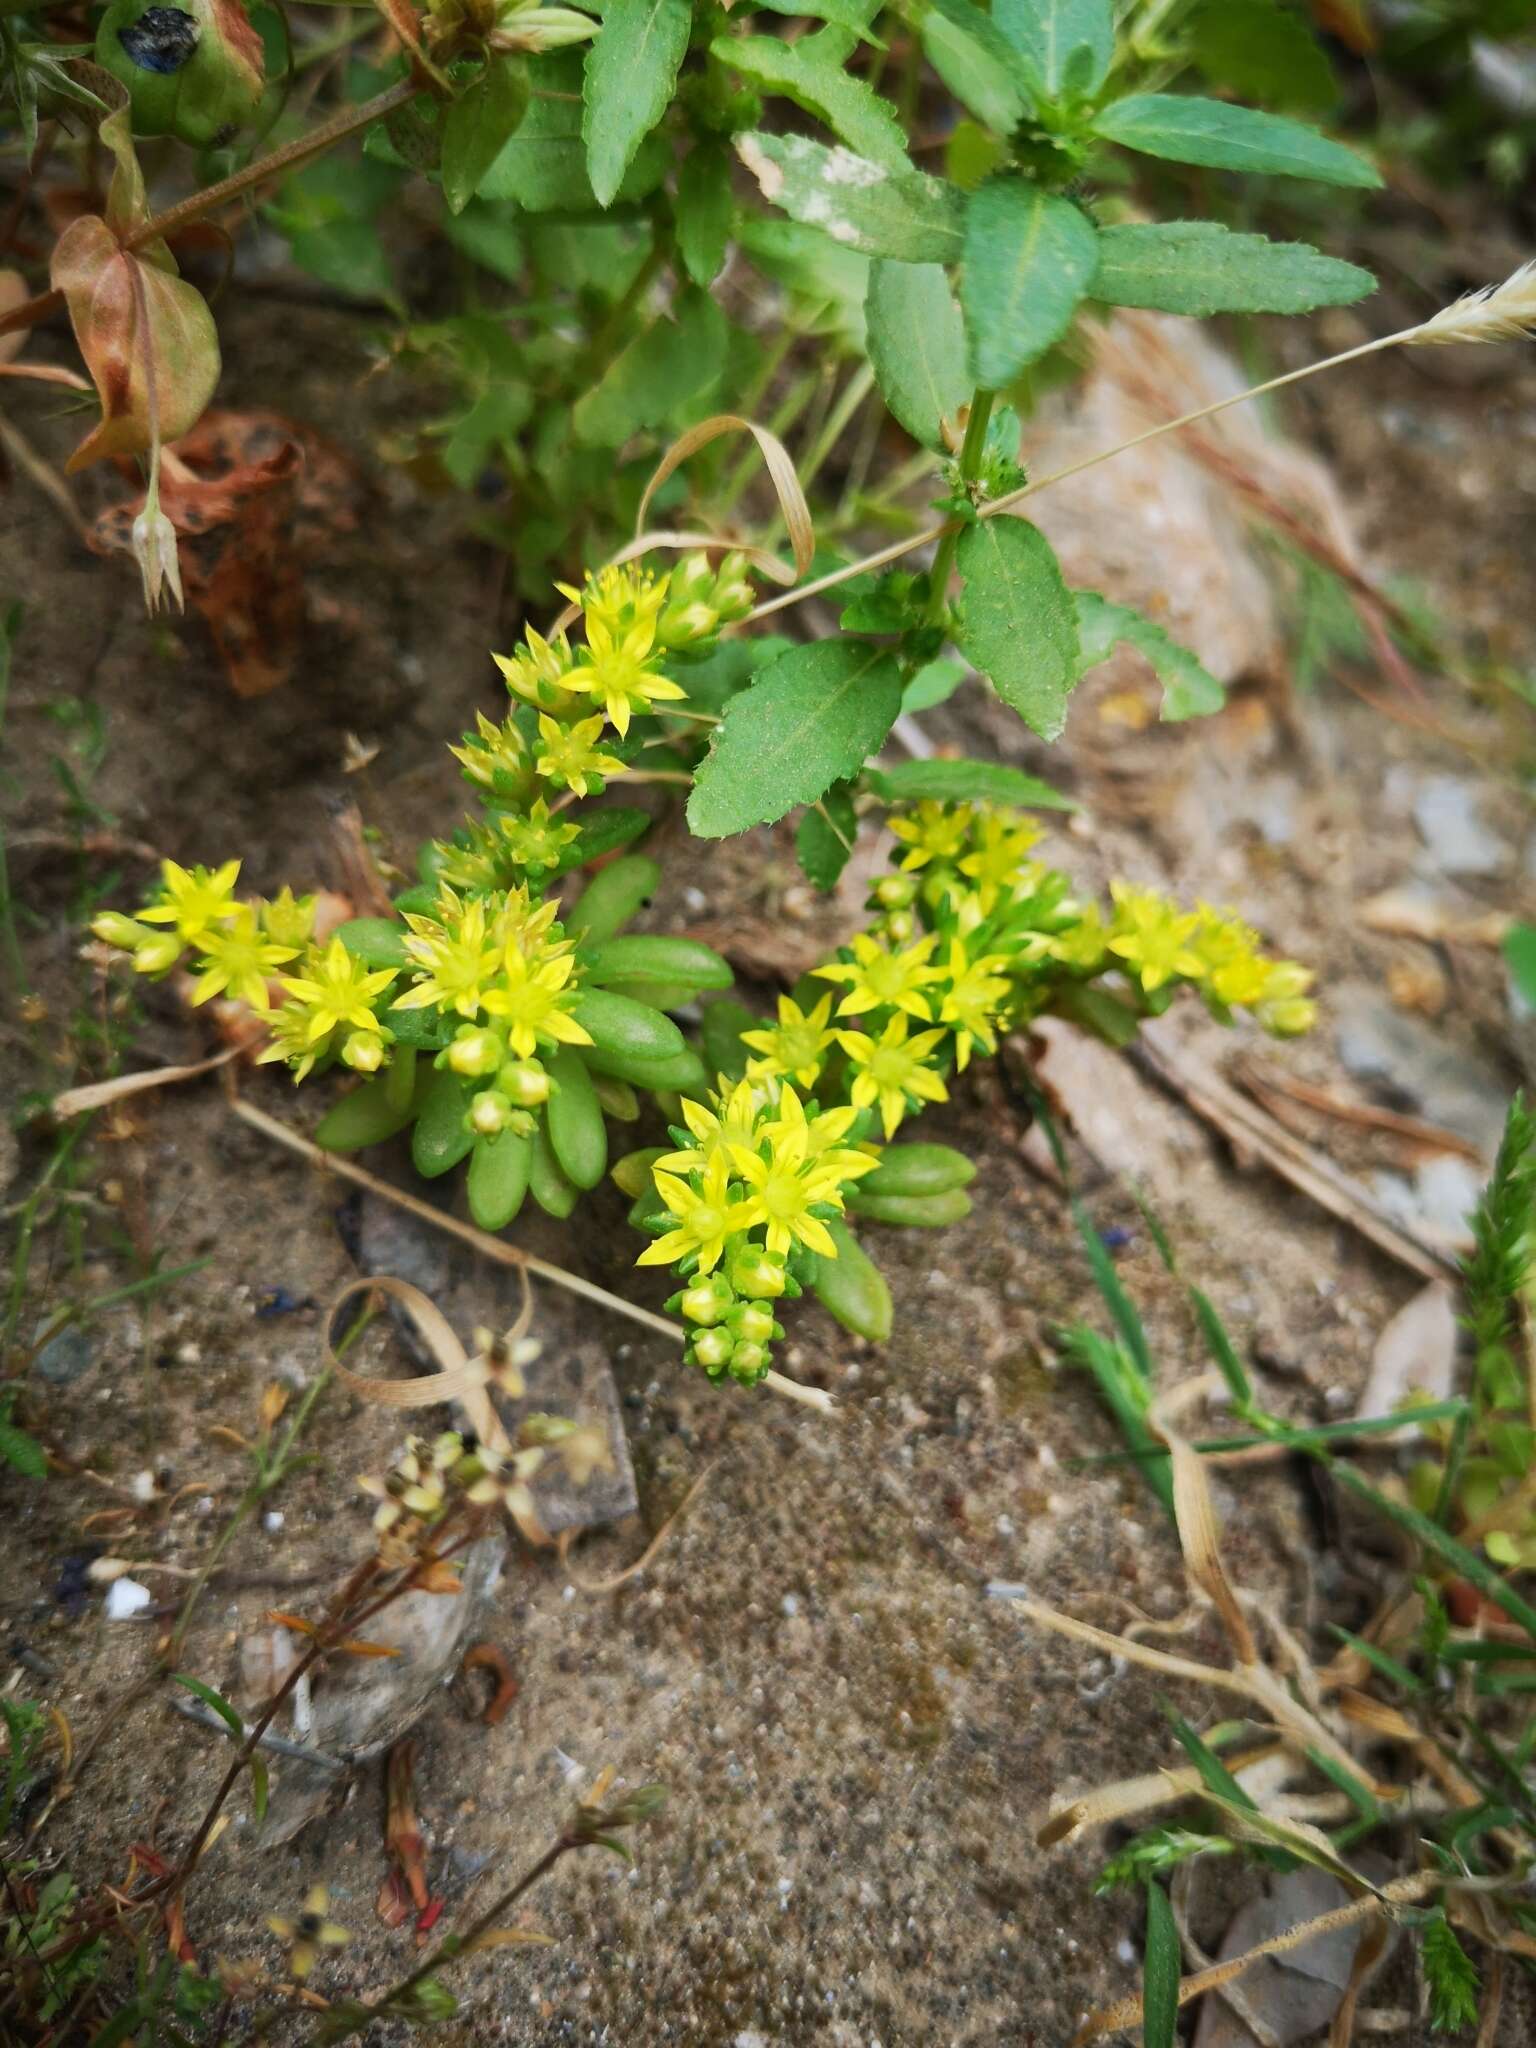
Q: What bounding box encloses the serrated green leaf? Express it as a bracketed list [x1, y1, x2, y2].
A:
[1092, 92, 1380, 188]
[1142, 1882, 1179, 2048]
[675, 143, 733, 287]
[584, 0, 691, 208]
[442, 57, 529, 215]
[796, 783, 858, 891]
[961, 176, 1098, 387]
[738, 219, 870, 346]
[572, 289, 728, 447]
[955, 520, 1081, 740]
[995, 0, 1113, 98]
[736, 131, 964, 262]
[920, 10, 1029, 135]
[481, 52, 668, 211]
[688, 640, 904, 838]
[866, 259, 967, 450]
[713, 33, 909, 170]
[1075, 592, 1224, 721]
[868, 756, 1076, 809]
[1092, 220, 1374, 316]
[1188, 0, 1337, 113]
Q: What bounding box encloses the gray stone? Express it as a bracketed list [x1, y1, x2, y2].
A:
[1333, 983, 1510, 1154]
[1412, 773, 1507, 876]
[33, 1324, 95, 1386]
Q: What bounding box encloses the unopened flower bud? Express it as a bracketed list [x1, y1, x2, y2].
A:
[727, 1341, 769, 1384]
[448, 1028, 502, 1078]
[677, 1279, 731, 1327]
[341, 1031, 385, 1073]
[498, 1059, 551, 1107]
[1260, 998, 1317, 1038]
[729, 1250, 787, 1300]
[132, 932, 184, 975]
[881, 909, 916, 945]
[91, 911, 152, 952]
[729, 1301, 778, 1347]
[470, 1089, 513, 1136]
[690, 1327, 733, 1372]
[873, 874, 917, 910]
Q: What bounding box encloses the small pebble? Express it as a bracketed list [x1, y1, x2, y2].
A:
[263, 1510, 284, 1533]
[104, 1578, 153, 1621]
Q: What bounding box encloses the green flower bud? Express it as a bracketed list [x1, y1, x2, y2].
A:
[728, 1301, 779, 1348]
[881, 909, 916, 945]
[132, 932, 184, 975]
[92, 911, 153, 952]
[448, 1027, 503, 1078]
[727, 1341, 769, 1385]
[498, 1059, 551, 1107]
[470, 1089, 513, 1136]
[689, 1327, 734, 1373]
[341, 1031, 386, 1074]
[873, 873, 918, 910]
[728, 1249, 788, 1300]
[675, 1276, 734, 1327]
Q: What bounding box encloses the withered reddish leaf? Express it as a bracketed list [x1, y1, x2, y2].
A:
[52, 215, 220, 472]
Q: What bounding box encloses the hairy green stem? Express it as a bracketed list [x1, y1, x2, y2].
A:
[924, 387, 992, 623]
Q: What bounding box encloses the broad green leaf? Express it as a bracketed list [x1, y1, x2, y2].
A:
[738, 218, 870, 346]
[713, 34, 909, 170]
[481, 53, 668, 211]
[868, 756, 1076, 809]
[572, 289, 728, 447]
[1188, 0, 1337, 113]
[1075, 592, 1225, 721]
[866, 259, 967, 450]
[920, 11, 1029, 135]
[961, 176, 1097, 387]
[1092, 92, 1380, 188]
[675, 143, 733, 287]
[583, 0, 691, 209]
[1142, 1882, 1179, 2048]
[753, 0, 887, 36]
[1092, 221, 1373, 316]
[995, 0, 1113, 98]
[442, 57, 529, 215]
[736, 131, 964, 263]
[688, 640, 904, 838]
[955, 519, 1081, 740]
[441, 201, 524, 283]
[796, 783, 858, 891]
[901, 654, 968, 712]
[924, 0, 1037, 106]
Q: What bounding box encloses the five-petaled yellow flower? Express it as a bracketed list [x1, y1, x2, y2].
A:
[397, 889, 503, 1018]
[278, 937, 398, 1045]
[481, 944, 592, 1060]
[188, 905, 296, 1011]
[655, 1078, 764, 1175]
[1106, 882, 1206, 994]
[559, 567, 687, 737]
[740, 992, 839, 1089]
[838, 1013, 950, 1139]
[887, 801, 974, 873]
[958, 809, 1044, 913]
[138, 858, 242, 945]
[815, 931, 943, 1021]
[535, 713, 624, 796]
[637, 1153, 751, 1275]
[934, 938, 1012, 1070]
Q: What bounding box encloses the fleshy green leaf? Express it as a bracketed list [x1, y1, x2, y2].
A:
[713, 32, 909, 170]
[441, 57, 529, 216]
[955, 520, 1082, 740]
[572, 289, 728, 447]
[583, 0, 691, 209]
[675, 143, 733, 287]
[866, 259, 967, 450]
[736, 131, 964, 262]
[1075, 592, 1225, 721]
[688, 640, 904, 838]
[1092, 92, 1380, 188]
[995, 0, 1113, 98]
[796, 783, 858, 891]
[1092, 221, 1374, 316]
[961, 176, 1098, 387]
[868, 756, 1076, 809]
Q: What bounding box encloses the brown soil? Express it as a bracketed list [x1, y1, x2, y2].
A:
[3, 287, 1535, 2046]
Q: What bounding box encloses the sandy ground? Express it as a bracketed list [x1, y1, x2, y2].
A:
[3, 285, 1535, 2045]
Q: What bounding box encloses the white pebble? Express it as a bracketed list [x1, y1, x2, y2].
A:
[105, 1578, 153, 1621]
[263, 1510, 285, 1532]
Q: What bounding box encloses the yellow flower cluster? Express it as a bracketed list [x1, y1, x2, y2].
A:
[90, 860, 318, 1016]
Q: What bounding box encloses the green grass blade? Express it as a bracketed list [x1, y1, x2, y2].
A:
[1142, 1880, 1179, 2048]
